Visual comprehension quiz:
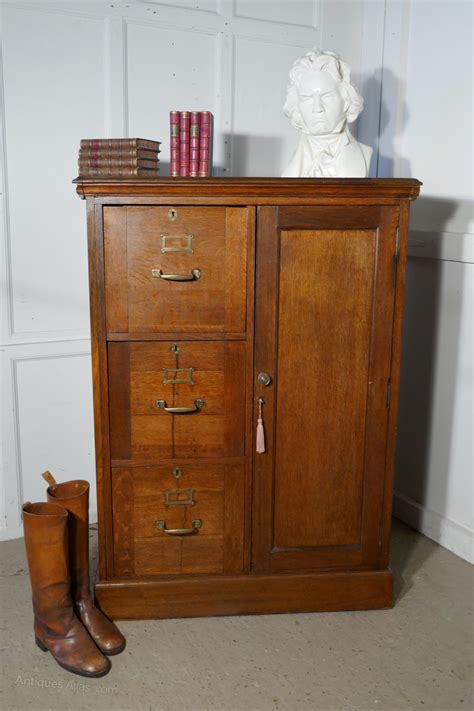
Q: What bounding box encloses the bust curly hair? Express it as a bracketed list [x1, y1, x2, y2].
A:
[283, 49, 364, 130]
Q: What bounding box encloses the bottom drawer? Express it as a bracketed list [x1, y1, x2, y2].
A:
[112, 463, 245, 577]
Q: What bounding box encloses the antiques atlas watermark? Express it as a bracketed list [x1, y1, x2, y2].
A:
[15, 674, 118, 694]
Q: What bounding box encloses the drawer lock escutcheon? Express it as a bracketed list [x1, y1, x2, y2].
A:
[155, 519, 202, 536]
[155, 398, 205, 414]
[151, 268, 201, 282]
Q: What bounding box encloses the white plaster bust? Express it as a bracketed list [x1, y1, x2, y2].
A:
[282, 49, 372, 178]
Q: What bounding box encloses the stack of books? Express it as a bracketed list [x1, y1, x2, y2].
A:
[78, 138, 161, 177]
[170, 111, 213, 177]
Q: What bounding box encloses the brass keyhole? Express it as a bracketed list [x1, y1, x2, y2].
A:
[168, 208, 177, 221]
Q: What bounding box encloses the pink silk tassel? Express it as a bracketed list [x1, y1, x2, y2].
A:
[256, 397, 265, 453]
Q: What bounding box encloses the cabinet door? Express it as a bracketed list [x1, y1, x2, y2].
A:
[252, 205, 399, 572]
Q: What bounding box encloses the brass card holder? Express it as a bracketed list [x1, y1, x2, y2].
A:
[162, 367, 194, 385]
[164, 489, 195, 506]
[160, 234, 194, 253]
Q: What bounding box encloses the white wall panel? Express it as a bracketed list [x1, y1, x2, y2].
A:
[15, 352, 96, 517]
[400, 0, 473, 235]
[235, 0, 318, 27]
[232, 38, 305, 176]
[2, 6, 106, 339]
[396, 259, 473, 562]
[138, 0, 217, 11]
[127, 21, 218, 173]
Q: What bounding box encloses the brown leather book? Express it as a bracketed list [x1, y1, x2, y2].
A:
[78, 157, 159, 170]
[80, 138, 161, 151]
[79, 148, 160, 161]
[78, 166, 159, 177]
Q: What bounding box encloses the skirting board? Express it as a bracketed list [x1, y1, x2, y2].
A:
[94, 570, 393, 620]
[393, 491, 473, 564]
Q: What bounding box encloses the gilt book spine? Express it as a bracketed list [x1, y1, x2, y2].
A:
[179, 111, 190, 177]
[189, 111, 201, 177]
[170, 111, 180, 177]
[199, 111, 212, 177]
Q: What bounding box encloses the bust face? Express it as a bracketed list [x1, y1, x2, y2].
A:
[296, 70, 347, 135]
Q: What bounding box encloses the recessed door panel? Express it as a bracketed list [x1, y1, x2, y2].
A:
[274, 229, 375, 549]
[252, 206, 399, 572]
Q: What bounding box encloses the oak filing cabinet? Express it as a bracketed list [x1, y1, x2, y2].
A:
[74, 177, 421, 619]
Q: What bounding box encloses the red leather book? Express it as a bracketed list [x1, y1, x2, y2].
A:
[190, 112, 201, 177]
[198, 111, 213, 176]
[179, 111, 190, 177]
[170, 111, 180, 177]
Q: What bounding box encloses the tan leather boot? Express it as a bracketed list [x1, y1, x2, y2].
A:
[22, 502, 111, 677]
[42, 472, 126, 656]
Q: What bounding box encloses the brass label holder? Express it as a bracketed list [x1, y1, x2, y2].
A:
[160, 234, 194, 254]
[162, 367, 194, 385]
[164, 489, 195, 506]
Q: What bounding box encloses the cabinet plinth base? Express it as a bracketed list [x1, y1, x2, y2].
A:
[94, 569, 393, 620]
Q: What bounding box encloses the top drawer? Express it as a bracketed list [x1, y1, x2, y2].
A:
[103, 206, 249, 335]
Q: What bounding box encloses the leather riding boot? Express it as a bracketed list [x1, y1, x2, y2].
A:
[43, 471, 126, 656]
[22, 502, 111, 677]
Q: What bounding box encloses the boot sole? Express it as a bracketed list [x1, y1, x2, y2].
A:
[35, 637, 111, 678]
[101, 640, 126, 656]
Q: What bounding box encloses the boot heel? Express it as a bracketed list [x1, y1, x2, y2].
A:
[35, 636, 48, 652]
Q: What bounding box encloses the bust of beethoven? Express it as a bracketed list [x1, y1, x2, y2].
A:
[282, 49, 372, 178]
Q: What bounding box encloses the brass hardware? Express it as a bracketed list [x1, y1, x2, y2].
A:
[168, 208, 177, 221]
[155, 398, 205, 414]
[173, 467, 182, 479]
[162, 367, 194, 385]
[164, 489, 195, 506]
[170, 343, 180, 355]
[257, 372, 272, 387]
[160, 234, 194, 254]
[151, 268, 201, 281]
[155, 519, 202, 536]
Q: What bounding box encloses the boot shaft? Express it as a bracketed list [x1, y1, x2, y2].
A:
[43, 474, 91, 599]
[22, 502, 74, 620]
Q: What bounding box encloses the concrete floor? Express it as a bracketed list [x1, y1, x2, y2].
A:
[0, 520, 472, 711]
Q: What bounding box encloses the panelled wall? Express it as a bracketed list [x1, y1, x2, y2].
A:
[0, 0, 370, 539]
[1, 0, 472, 563]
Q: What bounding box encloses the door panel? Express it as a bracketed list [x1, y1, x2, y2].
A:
[252, 206, 399, 572]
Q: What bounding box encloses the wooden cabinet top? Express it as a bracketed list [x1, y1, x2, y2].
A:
[74, 176, 421, 202]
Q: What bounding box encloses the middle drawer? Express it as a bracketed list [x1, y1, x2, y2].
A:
[108, 341, 246, 462]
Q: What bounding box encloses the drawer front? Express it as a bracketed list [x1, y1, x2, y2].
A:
[108, 341, 246, 462]
[112, 463, 245, 577]
[104, 206, 249, 334]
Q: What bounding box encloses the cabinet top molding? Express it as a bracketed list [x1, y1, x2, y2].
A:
[73, 177, 422, 200]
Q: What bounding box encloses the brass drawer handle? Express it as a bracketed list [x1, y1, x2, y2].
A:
[155, 398, 205, 414]
[155, 519, 202, 536]
[151, 268, 201, 282]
